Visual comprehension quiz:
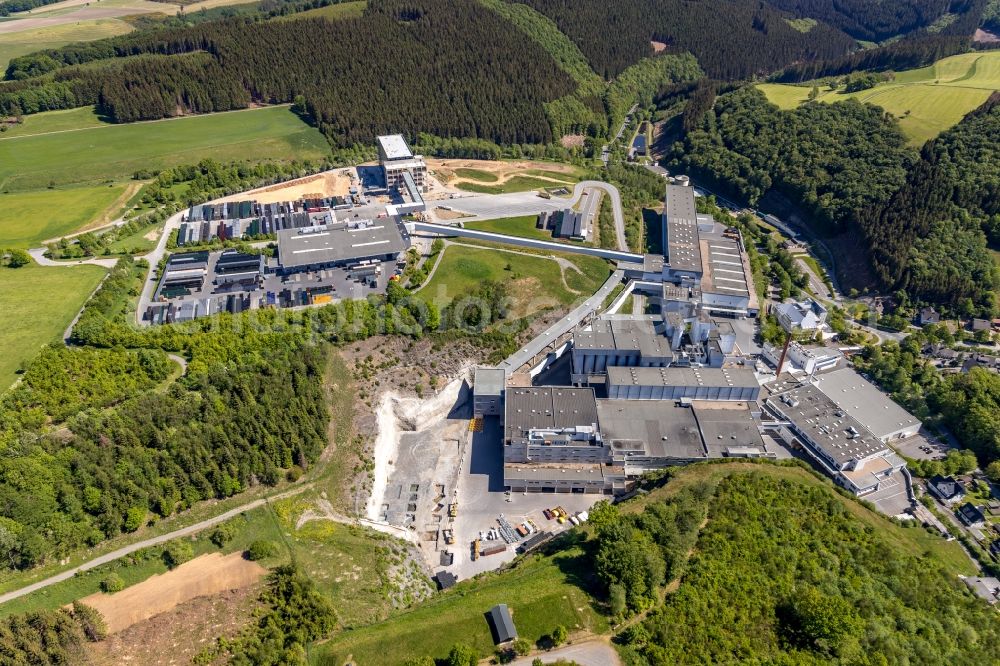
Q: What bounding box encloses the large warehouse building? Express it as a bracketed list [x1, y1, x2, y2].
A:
[500, 384, 775, 494]
[276, 217, 410, 274]
[811, 368, 922, 442]
[764, 378, 908, 497]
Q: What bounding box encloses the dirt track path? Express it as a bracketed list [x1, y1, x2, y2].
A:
[0, 484, 310, 607]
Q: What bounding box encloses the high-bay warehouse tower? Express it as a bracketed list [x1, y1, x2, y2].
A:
[378, 135, 427, 192]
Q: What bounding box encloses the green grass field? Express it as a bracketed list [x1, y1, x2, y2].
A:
[417, 242, 607, 315]
[0, 18, 133, 71]
[0, 264, 107, 389]
[453, 167, 500, 182]
[464, 215, 562, 242]
[280, 0, 366, 21]
[0, 184, 129, 247]
[0, 106, 108, 138]
[456, 175, 574, 195]
[0, 105, 330, 191]
[104, 221, 163, 255]
[315, 545, 608, 666]
[757, 52, 1000, 145]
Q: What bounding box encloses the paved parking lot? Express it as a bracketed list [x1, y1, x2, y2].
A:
[895, 432, 952, 461]
[443, 192, 567, 221]
[443, 416, 602, 580]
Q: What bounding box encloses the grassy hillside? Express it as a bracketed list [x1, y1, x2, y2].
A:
[0, 184, 129, 247]
[0, 263, 107, 389]
[0, 105, 329, 192]
[315, 544, 607, 665]
[758, 52, 1000, 145]
[418, 243, 607, 316]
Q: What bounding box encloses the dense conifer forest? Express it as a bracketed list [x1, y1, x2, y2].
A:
[1, 1, 576, 146]
[767, 0, 984, 41]
[0, 0, 62, 16]
[518, 0, 855, 80]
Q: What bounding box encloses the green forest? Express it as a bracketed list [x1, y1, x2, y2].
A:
[1, 1, 576, 146]
[592, 471, 1000, 665]
[518, 0, 854, 80]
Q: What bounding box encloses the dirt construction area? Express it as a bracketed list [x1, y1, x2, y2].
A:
[217, 167, 354, 204]
[87, 584, 260, 665]
[426, 159, 577, 188]
[79, 551, 266, 634]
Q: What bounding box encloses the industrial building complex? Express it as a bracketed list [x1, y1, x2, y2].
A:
[466, 181, 920, 512]
[148, 138, 924, 515]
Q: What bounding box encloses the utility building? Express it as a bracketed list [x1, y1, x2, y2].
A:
[473, 367, 506, 417]
[812, 368, 922, 442]
[764, 379, 907, 497]
[662, 184, 703, 283]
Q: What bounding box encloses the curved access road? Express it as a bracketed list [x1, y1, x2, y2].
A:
[0, 484, 309, 607]
[134, 209, 186, 325]
[27, 248, 119, 269]
[570, 180, 627, 252]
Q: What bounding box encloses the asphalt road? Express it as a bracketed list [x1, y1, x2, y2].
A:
[27, 247, 118, 269]
[571, 181, 627, 252]
[134, 209, 185, 325]
[441, 180, 628, 252]
[510, 640, 622, 666]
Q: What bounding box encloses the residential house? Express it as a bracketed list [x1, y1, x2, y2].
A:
[918, 307, 940, 326]
[927, 475, 966, 505]
[956, 502, 986, 528]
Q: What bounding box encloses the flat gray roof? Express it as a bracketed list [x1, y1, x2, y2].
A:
[691, 401, 766, 454]
[474, 367, 506, 397]
[700, 232, 749, 297]
[767, 381, 888, 466]
[573, 316, 671, 358]
[606, 365, 758, 388]
[598, 400, 705, 458]
[812, 368, 921, 439]
[377, 134, 412, 161]
[504, 387, 599, 444]
[664, 185, 702, 273]
[277, 221, 407, 269]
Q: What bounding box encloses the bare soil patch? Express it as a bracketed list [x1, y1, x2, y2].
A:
[974, 28, 1000, 43]
[80, 551, 266, 634]
[560, 134, 585, 148]
[87, 583, 261, 666]
[426, 158, 576, 187]
[434, 207, 473, 220]
[651, 40, 668, 53]
[217, 168, 352, 204]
